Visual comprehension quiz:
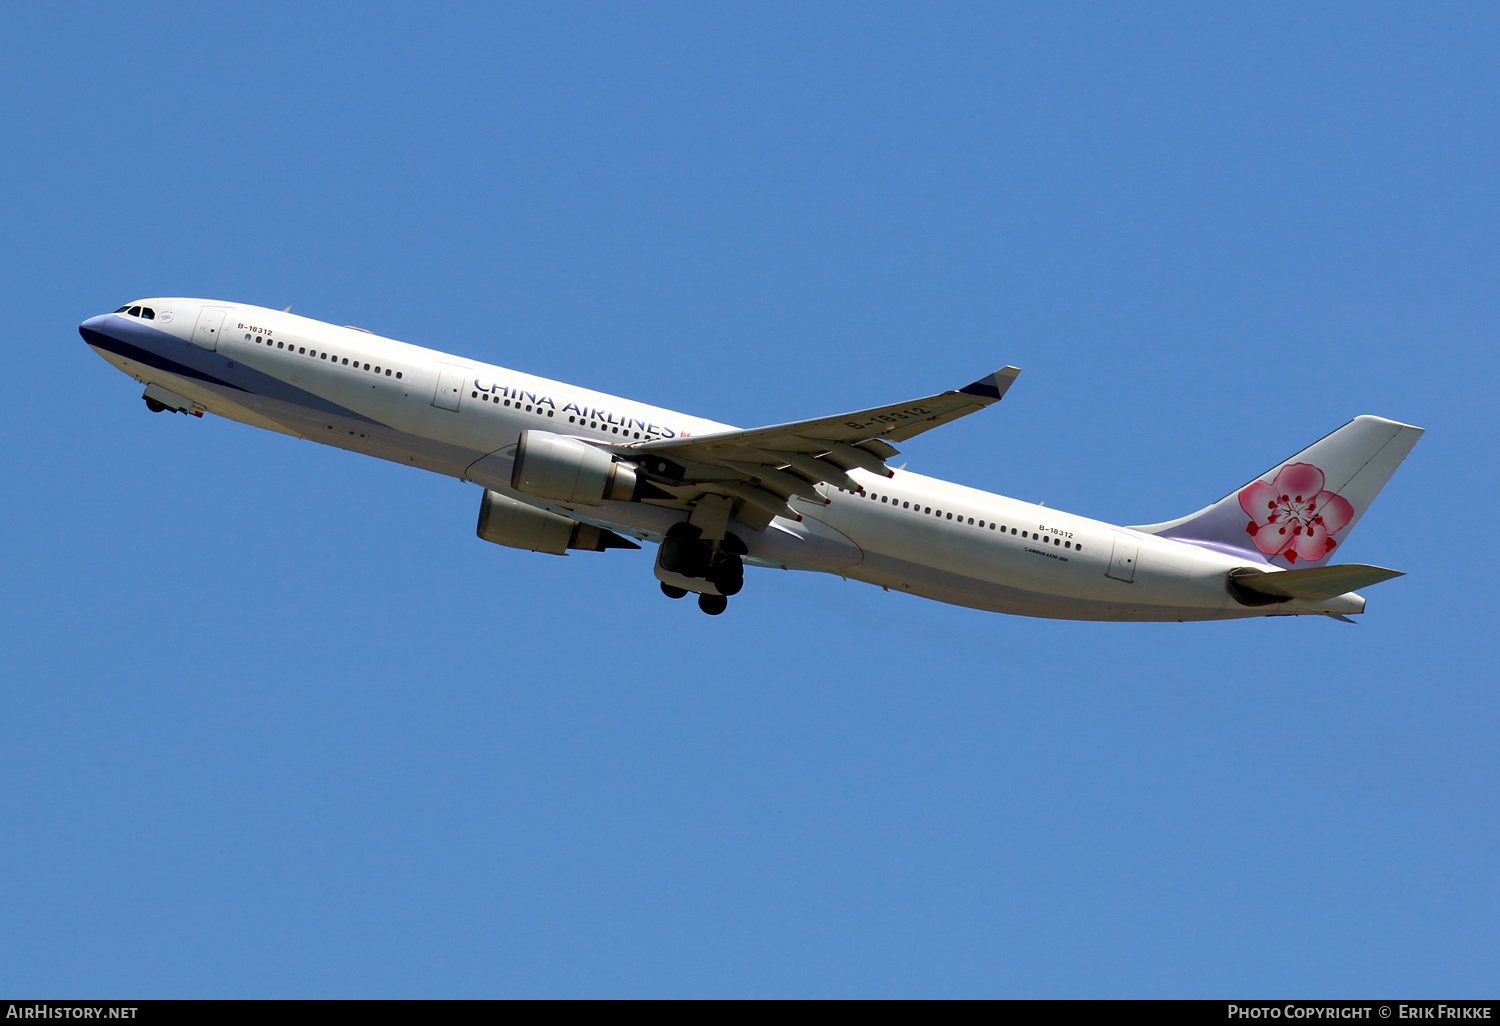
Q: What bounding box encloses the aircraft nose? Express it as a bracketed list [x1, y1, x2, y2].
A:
[79, 313, 117, 345]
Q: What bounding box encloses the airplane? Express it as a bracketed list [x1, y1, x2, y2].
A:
[81, 299, 1424, 621]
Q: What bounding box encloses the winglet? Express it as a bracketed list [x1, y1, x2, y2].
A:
[959, 366, 1022, 401]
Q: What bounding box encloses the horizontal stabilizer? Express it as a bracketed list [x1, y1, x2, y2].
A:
[1231, 563, 1403, 601]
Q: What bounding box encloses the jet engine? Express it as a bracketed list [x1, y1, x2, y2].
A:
[476, 489, 639, 555]
[511, 430, 639, 504]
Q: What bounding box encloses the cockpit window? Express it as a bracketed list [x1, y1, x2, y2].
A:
[140, 308, 154, 319]
[115, 306, 130, 313]
[127, 306, 142, 317]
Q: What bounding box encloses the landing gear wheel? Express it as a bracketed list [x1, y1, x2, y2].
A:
[144, 397, 168, 413]
[660, 582, 688, 599]
[707, 556, 743, 596]
[697, 593, 728, 616]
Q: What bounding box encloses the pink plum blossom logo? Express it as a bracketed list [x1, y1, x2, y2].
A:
[1239, 462, 1355, 564]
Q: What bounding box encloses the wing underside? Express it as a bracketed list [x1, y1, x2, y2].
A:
[608, 366, 1021, 530]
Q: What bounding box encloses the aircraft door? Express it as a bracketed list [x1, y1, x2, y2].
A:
[1106, 533, 1139, 583]
[189, 307, 228, 351]
[432, 368, 466, 411]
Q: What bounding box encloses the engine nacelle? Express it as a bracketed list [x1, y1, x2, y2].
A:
[511, 430, 639, 505]
[476, 489, 639, 555]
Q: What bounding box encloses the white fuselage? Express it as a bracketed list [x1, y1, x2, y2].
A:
[82, 299, 1364, 621]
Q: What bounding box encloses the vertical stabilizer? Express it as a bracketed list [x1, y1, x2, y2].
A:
[1132, 416, 1424, 567]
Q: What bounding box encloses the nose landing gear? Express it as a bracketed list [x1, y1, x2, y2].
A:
[141, 384, 204, 417]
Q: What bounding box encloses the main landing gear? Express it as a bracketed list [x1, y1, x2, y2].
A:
[655, 523, 745, 615]
[658, 582, 727, 614]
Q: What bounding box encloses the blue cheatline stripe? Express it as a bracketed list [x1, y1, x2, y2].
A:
[81, 323, 385, 426]
[82, 326, 248, 392]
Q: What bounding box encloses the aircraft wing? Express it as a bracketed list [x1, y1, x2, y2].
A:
[619, 366, 1021, 528]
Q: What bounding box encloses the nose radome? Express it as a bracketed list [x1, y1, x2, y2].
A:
[79, 313, 117, 345]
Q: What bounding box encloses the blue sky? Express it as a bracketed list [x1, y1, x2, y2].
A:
[1, 2, 1496, 997]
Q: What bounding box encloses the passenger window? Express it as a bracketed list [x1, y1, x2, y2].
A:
[881, 496, 888, 503]
[569, 416, 576, 422]
[277, 341, 284, 348]
[924, 507, 931, 514]
[374, 366, 380, 373]
[968, 517, 974, 525]
[320, 353, 327, 359]
[396, 372, 402, 379]
[1076, 545, 1082, 553]
[342, 358, 349, 365]
[946, 513, 953, 520]
[903, 501, 909, 508]
[1011, 528, 1017, 535]
[385, 369, 391, 376]
[1065, 541, 1071, 548]
[364, 363, 370, 371]
[300, 347, 306, 354]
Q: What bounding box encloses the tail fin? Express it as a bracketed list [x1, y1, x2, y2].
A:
[1133, 415, 1424, 566]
